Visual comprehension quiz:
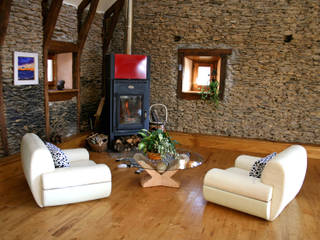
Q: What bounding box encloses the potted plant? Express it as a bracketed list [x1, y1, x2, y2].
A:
[199, 69, 220, 105]
[138, 129, 178, 160]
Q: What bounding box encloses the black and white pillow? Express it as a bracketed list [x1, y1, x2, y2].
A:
[45, 142, 70, 168]
[249, 152, 276, 178]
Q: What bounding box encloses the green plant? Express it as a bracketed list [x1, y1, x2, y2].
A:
[199, 80, 219, 105]
[138, 129, 178, 157]
[199, 69, 220, 105]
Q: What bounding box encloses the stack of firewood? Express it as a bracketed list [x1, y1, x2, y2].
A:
[114, 135, 141, 152]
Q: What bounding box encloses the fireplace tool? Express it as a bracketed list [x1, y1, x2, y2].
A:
[149, 104, 168, 131]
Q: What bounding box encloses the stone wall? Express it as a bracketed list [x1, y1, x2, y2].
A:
[0, 1, 105, 157]
[131, 0, 320, 144]
[80, 12, 104, 132]
[49, 4, 78, 137]
[50, 4, 105, 135]
[49, 97, 77, 138]
[1, 0, 45, 155]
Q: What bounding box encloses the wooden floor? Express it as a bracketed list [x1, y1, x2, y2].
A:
[0, 133, 319, 240]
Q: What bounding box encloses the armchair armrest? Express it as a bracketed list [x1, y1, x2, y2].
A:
[42, 164, 111, 190]
[62, 148, 89, 162]
[234, 155, 261, 171]
[204, 168, 273, 202]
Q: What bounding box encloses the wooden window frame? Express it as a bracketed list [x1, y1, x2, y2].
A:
[177, 49, 232, 100]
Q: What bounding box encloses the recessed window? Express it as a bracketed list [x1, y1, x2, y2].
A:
[47, 52, 73, 89]
[47, 59, 54, 82]
[177, 49, 232, 100]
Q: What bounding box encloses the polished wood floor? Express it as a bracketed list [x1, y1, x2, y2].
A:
[0, 133, 319, 240]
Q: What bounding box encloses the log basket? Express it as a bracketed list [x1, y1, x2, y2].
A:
[149, 104, 167, 131]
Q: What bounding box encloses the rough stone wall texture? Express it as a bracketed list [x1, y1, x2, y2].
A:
[131, 0, 320, 144]
[1, 0, 45, 156]
[49, 4, 78, 138]
[0, 2, 104, 157]
[80, 13, 104, 132]
[49, 97, 77, 138]
[108, 8, 126, 54]
[52, 3, 77, 42]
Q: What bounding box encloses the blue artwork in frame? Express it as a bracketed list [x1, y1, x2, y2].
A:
[14, 52, 38, 85]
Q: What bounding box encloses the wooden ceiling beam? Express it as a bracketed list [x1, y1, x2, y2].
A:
[0, 0, 13, 156]
[103, 0, 125, 54]
[47, 40, 78, 53]
[77, 0, 91, 14]
[0, 0, 13, 46]
[43, 0, 63, 46]
[77, 0, 99, 53]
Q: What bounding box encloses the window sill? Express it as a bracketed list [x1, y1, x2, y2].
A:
[178, 92, 202, 100]
[48, 89, 78, 102]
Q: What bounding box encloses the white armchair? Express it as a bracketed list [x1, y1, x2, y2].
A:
[203, 145, 307, 221]
[21, 133, 111, 207]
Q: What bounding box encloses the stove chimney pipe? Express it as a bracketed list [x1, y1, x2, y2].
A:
[126, 0, 133, 55]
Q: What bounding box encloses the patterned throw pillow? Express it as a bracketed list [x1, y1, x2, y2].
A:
[45, 142, 70, 168]
[249, 152, 276, 178]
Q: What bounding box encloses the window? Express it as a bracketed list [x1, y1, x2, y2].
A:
[47, 52, 73, 90]
[47, 54, 56, 87]
[177, 49, 232, 100]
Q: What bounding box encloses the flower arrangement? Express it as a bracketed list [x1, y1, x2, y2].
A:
[138, 129, 178, 159]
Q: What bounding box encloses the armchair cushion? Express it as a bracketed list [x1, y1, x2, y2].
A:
[204, 168, 273, 202]
[42, 164, 111, 190]
[249, 152, 276, 178]
[63, 148, 90, 162]
[45, 142, 70, 168]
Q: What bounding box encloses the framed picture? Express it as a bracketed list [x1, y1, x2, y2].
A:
[14, 52, 38, 85]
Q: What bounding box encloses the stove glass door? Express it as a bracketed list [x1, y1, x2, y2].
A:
[119, 95, 142, 125]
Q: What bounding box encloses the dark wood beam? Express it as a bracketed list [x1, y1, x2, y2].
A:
[77, 0, 99, 53]
[0, 0, 13, 156]
[47, 40, 78, 53]
[178, 49, 233, 56]
[43, 0, 63, 46]
[0, 0, 13, 46]
[103, 0, 125, 54]
[78, 0, 91, 14]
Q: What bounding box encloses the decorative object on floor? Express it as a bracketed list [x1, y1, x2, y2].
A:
[57, 80, 65, 90]
[149, 104, 167, 131]
[113, 135, 141, 152]
[115, 157, 144, 173]
[138, 129, 178, 159]
[14, 51, 39, 85]
[87, 133, 108, 152]
[21, 133, 112, 207]
[203, 145, 307, 221]
[45, 142, 70, 168]
[249, 152, 277, 178]
[133, 148, 204, 188]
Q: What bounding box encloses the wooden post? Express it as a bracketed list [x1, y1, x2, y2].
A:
[42, 0, 63, 137]
[0, 0, 13, 156]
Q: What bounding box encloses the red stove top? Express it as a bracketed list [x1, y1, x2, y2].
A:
[114, 54, 147, 79]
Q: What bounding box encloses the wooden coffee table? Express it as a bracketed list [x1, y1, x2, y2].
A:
[134, 149, 204, 188]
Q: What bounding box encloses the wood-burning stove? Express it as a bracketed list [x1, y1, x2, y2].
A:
[104, 54, 150, 147]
